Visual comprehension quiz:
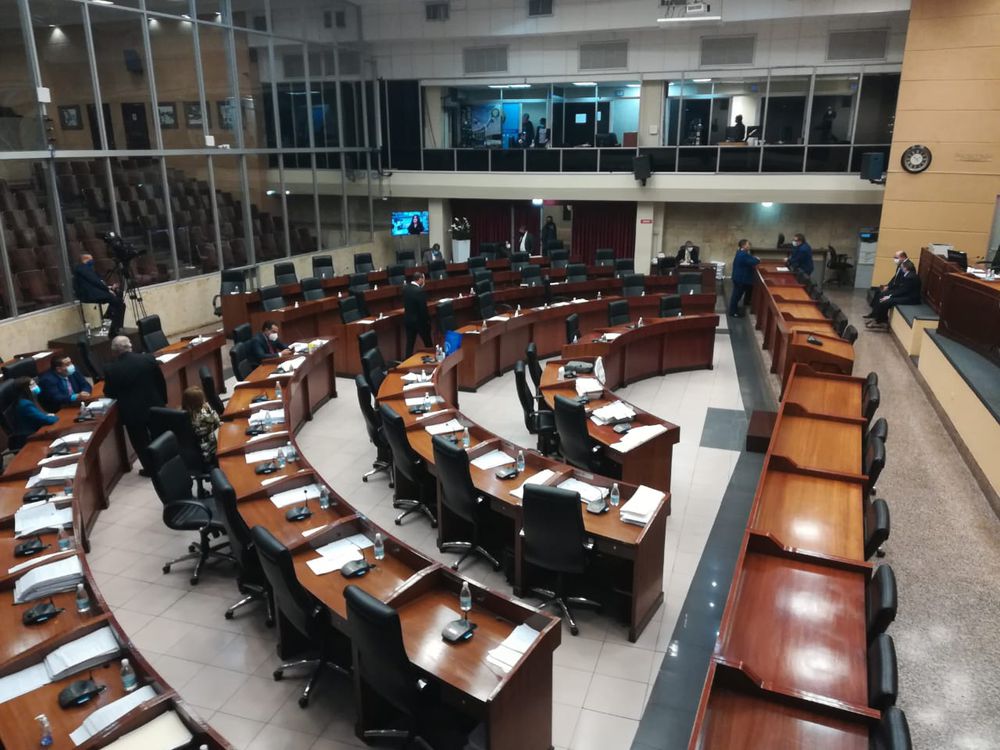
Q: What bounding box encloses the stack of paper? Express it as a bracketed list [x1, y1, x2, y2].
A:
[557, 478, 608, 504]
[8, 549, 74, 576]
[307, 534, 374, 575]
[69, 685, 157, 746]
[511, 469, 556, 499]
[87, 397, 114, 414]
[619, 485, 665, 526]
[270, 483, 321, 509]
[25, 463, 78, 488]
[603, 332, 622, 342]
[32, 351, 53, 360]
[100, 710, 193, 750]
[403, 381, 435, 392]
[50, 432, 92, 451]
[401, 372, 432, 383]
[248, 430, 286, 443]
[250, 398, 282, 408]
[188, 335, 209, 346]
[248, 408, 285, 425]
[594, 357, 606, 384]
[404, 395, 443, 407]
[575, 378, 604, 398]
[610, 424, 668, 452]
[470, 450, 515, 470]
[289, 342, 309, 354]
[244, 447, 281, 464]
[591, 401, 635, 425]
[425, 419, 465, 436]
[276, 356, 306, 373]
[571, 298, 587, 304]
[14, 501, 72, 537]
[155, 352, 181, 364]
[485, 624, 540, 674]
[13, 555, 84, 603]
[487, 315, 510, 322]
[776, 266, 790, 272]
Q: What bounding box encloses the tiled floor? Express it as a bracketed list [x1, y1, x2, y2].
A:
[85, 322, 745, 749]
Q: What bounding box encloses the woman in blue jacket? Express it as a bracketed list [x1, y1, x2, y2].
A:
[12, 377, 58, 438]
[729, 239, 760, 317]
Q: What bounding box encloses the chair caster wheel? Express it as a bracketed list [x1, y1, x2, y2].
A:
[190, 577, 199, 585]
[188, 543, 199, 553]
[389, 482, 395, 489]
[431, 520, 438, 529]
[273, 669, 284, 681]
[570, 626, 579, 636]
[492, 561, 502, 571]
[450, 562, 460, 571]
[265, 617, 275, 627]
[162, 565, 171, 574]
[394, 518, 402, 526]
[362, 477, 368, 483]
[224, 611, 234, 620]
[298, 696, 309, 708]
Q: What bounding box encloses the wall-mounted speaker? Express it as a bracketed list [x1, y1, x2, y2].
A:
[633, 154, 651, 185]
[859, 152, 885, 182]
[123, 49, 142, 74]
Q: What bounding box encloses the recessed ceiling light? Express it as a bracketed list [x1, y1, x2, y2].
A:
[692, 78, 711, 83]
[760, 202, 774, 208]
[573, 82, 597, 87]
[656, 15, 721, 22]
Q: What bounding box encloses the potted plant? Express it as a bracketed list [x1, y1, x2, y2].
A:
[450, 216, 472, 262]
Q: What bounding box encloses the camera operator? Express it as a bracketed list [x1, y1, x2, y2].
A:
[73, 253, 125, 337]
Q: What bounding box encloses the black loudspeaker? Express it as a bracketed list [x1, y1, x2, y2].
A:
[123, 49, 143, 74]
[860, 152, 885, 181]
[633, 155, 652, 184]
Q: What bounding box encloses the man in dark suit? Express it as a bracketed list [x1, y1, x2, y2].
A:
[37, 355, 92, 413]
[103, 335, 167, 475]
[247, 320, 290, 369]
[517, 225, 536, 255]
[677, 241, 700, 265]
[787, 233, 814, 276]
[73, 254, 126, 337]
[868, 260, 921, 326]
[541, 216, 558, 248]
[403, 272, 432, 357]
[728, 239, 760, 317]
[866, 250, 907, 311]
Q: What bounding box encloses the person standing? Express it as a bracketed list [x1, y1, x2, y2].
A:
[72, 254, 126, 337]
[517, 225, 536, 254]
[37, 355, 92, 413]
[729, 239, 760, 318]
[103, 335, 167, 475]
[731, 114, 746, 141]
[520, 114, 535, 147]
[403, 272, 432, 357]
[535, 117, 550, 147]
[248, 320, 290, 369]
[540, 216, 558, 248]
[787, 233, 814, 276]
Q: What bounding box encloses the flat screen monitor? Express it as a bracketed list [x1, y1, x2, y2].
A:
[391, 211, 429, 237]
[947, 249, 968, 270]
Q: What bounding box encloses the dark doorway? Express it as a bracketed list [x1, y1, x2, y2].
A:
[86, 103, 115, 150]
[121, 103, 150, 149]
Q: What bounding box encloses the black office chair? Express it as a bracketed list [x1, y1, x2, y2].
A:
[471, 267, 493, 292]
[827, 246, 854, 286]
[212, 269, 245, 316]
[432, 435, 502, 571]
[872, 706, 912, 750]
[864, 417, 888, 456]
[386, 264, 407, 286]
[566, 313, 580, 344]
[566, 263, 588, 283]
[868, 633, 898, 710]
[550, 249, 569, 269]
[864, 497, 890, 560]
[358, 329, 379, 363]
[137, 315, 170, 353]
[361, 348, 388, 396]
[553, 395, 618, 477]
[252, 526, 351, 707]
[396, 249, 417, 268]
[807, 285, 823, 301]
[312, 254, 335, 279]
[427, 259, 447, 281]
[300, 276, 325, 301]
[864, 436, 886, 497]
[436, 300, 457, 335]
[348, 272, 371, 294]
[77, 339, 104, 382]
[842, 325, 859, 344]
[0, 379, 26, 454]
[467, 256, 486, 271]
[794, 268, 809, 285]
[378, 404, 438, 527]
[525, 342, 543, 391]
[354, 252, 375, 274]
[656, 256, 678, 275]
[819, 299, 835, 318]
[515, 361, 558, 455]
[259, 285, 286, 312]
[274, 261, 297, 286]
[510, 251, 530, 272]
[678, 272, 702, 295]
[521, 264, 543, 287]
[147, 431, 232, 585]
[212, 468, 273, 625]
[832, 311, 849, 337]
[199, 366, 226, 416]
[864, 372, 878, 395]
[476, 290, 497, 320]
[148, 407, 213, 494]
[339, 294, 363, 324]
[614, 258, 634, 278]
[595, 249, 614, 267]
[229, 341, 254, 381]
[863, 384, 881, 423]
[867, 564, 897, 641]
[545, 239, 564, 254]
[607, 299, 630, 327]
[355, 376, 393, 484]
[621, 273, 644, 298]
[231, 322, 252, 344]
[659, 294, 682, 318]
[522, 485, 601, 636]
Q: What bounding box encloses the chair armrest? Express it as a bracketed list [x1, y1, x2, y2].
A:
[165, 498, 214, 527]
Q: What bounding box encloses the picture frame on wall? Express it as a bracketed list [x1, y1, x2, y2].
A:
[217, 100, 236, 130]
[157, 102, 178, 129]
[184, 101, 209, 129]
[58, 105, 83, 130]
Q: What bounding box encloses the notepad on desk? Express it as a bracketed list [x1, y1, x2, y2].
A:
[403, 381, 435, 392]
[404, 395, 443, 407]
[557, 478, 608, 504]
[591, 401, 635, 425]
[487, 315, 510, 322]
[619, 485, 665, 526]
[609, 423, 667, 452]
[31, 351, 52, 360]
[50, 432, 92, 450]
[8, 549, 74, 575]
[401, 372, 432, 383]
[14, 554, 84, 603]
[25, 463, 78, 488]
[511, 469, 557, 499]
[603, 332, 622, 342]
[245, 447, 281, 464]
[575, 378, 604, 398]
[486, 623, 540, 674]
[270, 483, 321, 509]
[248, 408, 285, 425]
[100, 709, 193, 750]
[425, 419, 465, 436]
[471, 450, 515, 470]
[15, 500, 72, 537]
[155, 352, 181, 364]
[276, 356, 306, 373]
[70, 685, 157, 746]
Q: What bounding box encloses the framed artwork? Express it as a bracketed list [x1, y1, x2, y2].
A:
[217, 100, 237, 130]
[58, 105, 83, 130]
[157, 102, 178, 129]
[184, 101, 209, 129]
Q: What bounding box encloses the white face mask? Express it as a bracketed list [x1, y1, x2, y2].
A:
[268, 332, 279, 342]
[792, 241, 800, 247]
[893, 257, 901, 265]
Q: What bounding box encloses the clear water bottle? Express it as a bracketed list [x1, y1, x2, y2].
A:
[319, 485, 331, 510]
[284, 440, 296, 462]
[516, 450, 525, 473]
[469, 286, 474, 296]
[515, 304, 521, 317]
[423, 391, 432, 410]
[274, 381, 283, 400]
[120, 658, 137, 692]
[57, 525, 73, 551]
[597, 290, 602, 299]
[275, 445, 287, 469]
[610, 482, 620, 508]
[459, 581, 472, 620]
[35, 714, 53, 747]
[75, 583, 91, 614]
[294, 300, 299, 309]
[374, 532, 385, 561]
[480, 319, 487, 331]
[637, 317, 644, 328]
[263, 410, 272, 430]
[462, 427, 470, 448]
[79, 401, 86, 419]
[436, 345, 445, 362]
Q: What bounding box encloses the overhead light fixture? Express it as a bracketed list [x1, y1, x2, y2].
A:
[760, 202, 774, 208]
[181, 14, 191, 19]
[692, 78, 711, 83]
[573, 82, 597, 87]
[488, 84, 530, 89]
[626, 83, 642, 88]
[656, 15, 721, 22]
[91, 0, 114, 5]
[531, 198, 543, 206]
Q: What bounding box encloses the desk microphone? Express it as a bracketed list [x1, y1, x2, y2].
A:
[23, 598, 63, 626]
[15, 535, 48, 557]
[285, 492, 313, 522]
[58, 671, 105, 709]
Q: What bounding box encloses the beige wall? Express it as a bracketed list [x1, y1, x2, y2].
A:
[876, 0, 1000, 283]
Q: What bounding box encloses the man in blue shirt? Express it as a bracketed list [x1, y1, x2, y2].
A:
[37, 356, 92, 413]
[729, 239, 760, 317]
[787, 233, 814, 276]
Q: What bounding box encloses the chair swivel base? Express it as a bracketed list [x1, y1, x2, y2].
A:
[440, 540, 501, 572]
[529, 587, 601, 636]
[393, 498, 437, 528]
[273, 656, 351, 708]
[224, 583, 274, 626]
[363, 459, 393, 485]
[162, 537, 233, 586]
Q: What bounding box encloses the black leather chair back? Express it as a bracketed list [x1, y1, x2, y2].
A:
[864, 497, 890, 560]
[659, 294, 682, 318]
[199, 366, 225, 415]
[386, 264, 406, 286]
[550, 249, 569, 268]
[607, 299, 630, 327]
[259, 285, 286, 312]
[621, 274, 644, 297]
[566, 263, 587, 283]
[525, 342, 542, 390]
[510, 252, 530, 271]
[554, 395, 598, 472]
[220, 268, 245, 295]
[354, 252, 374, 274]
[253, 525, 326, 640]
[0, 379, 23, 448]
[867, 633, 898, 710]
[566, 313, 580, 343]
[428, 259, 447, 280]
[864, 436, 886, 495]
[867, 564, 897, 640]
[274, 262, 297, 286]
[137, 315, 170, 353]
[842, 325, 858, 345]
[396, 249, 416, 268]
[678, 272, 702, 295]
[361, 348, 387, 395]
[832, 311, 849, 336]
[476, 291, 496, 320]
[545, 239, 564, 253]
[149, 407, 209, 474]
[522, 485, 587, 575]
[521, 265, 542, 287]
[344, 585, 421, 718]
[348, 272, 371, 294]
[355, 375, 389, 454]
[864, 417, 888, 455]
[379, 403, 424, 485]
[595, 249, 614, 267]
[656, 256, 677, 274]
[437, 300, 456, 334]
[212, 468, 254, 571]
[614, 258, 634, 278]
[471, 268, 493, 291]
[514, 360, 539, 432]
[339, 294, 362, 324]
[300, 276, 325, 301]
[147, 431, 195, 506]
[808, 285, 823, 300]
[77, 339, 104, 382]
[863, 384, 881, 423]
[358, 330, 380, 364]
[229, 341, 254, 380]
[467, 256, 486, 270]
[432, 435, 478, 524]
[312, 255, 334, 279]
[872, 707, 911, 750]
[231, 322, 252, 344]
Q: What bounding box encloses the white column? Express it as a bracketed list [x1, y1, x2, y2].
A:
[634, 202, 656, 272]
[428, 198, 451, 257]
[637, 81, 664, 148]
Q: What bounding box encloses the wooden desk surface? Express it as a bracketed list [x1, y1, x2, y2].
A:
[770, 416, 861, 476]
[782, 371, 861, 419]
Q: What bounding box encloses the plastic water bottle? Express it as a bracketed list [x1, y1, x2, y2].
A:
[120, 658, 137, 692]
[610, 483, 621, 508]
[75, 583, 91, 614]
[597, 290, 602, 299]
[274, 381, 283, 400]
[57, 525, 72, 551]
[79, 401, 87, 419]
[480, 319, 487, 332]
[470, 286, 475, 296]
[637, 317, 644, 328]
[462, 427, 470, 448]
[35, 714, 53, 747]
[294, 300, 299, 309]
[423, 391, 432, 410]
[319, 485, 331, 510]
[516, 450, 525, 473]
[459, 581, 472, 620]
[275, 446, 287, 469]
[284, 440, 296, 462]
[374, 532, 385, 561]
[436, 345, 445, 362]
[515, 304, 521, 317]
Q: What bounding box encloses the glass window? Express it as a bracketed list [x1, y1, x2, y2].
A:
[165, 155, 221, 277]
[198, 22, 238, 148]
[283, 154, 318, 256]
[809, 74, 859, 144]
[708, 78, 766, 144]
[676, 80, 712, 146]
[596, 83, 639, 147]
[1, 0, 44, 152]
[762, 76, 809, 144]
[558, 83, 596, 147]
[212, 155, 250, 266]
[452, 87, 505, 148]
[149, 16, 206, 150]
[854, 73, 899, 144]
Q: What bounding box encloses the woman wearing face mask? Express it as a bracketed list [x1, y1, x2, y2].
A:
[247, 319, 291, 369]
[12, 377, 59, 439]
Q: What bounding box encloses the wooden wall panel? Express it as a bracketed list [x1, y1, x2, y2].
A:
[897, 81, 1000, 113]
[881, 200, 996, 232]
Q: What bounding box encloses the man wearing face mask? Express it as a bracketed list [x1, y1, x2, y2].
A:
[72, 253, 126, 337]
[37, 355, 92, 413]
[786, 233, 814, 277]
[865, 250, 908, 315]
[248, 320, 291, 369]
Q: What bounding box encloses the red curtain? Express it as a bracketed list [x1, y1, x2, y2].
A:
[512, 202, 541, 248]
[450, 200, 510, 254]
[570, 201, 637, 265]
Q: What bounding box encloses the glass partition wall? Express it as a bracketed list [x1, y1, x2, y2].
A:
[0, 0, 373, 321]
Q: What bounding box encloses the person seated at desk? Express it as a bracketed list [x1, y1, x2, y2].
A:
[72, 253, 126, 338]
[248, 320, 291, 369]
[677, 240, 700, 265]
[868, 250, 907, 310]
[727, 114, 746, 142]
[867, 259, 921, 328]
[37, 355, 92, 413]
[786, 233, 814, 276]
[183, 386, 220, 465]
[11, 377, 58, 438]
[423, 243, 444, 264]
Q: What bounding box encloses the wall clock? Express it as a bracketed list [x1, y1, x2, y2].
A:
[901, 145, 932, 173]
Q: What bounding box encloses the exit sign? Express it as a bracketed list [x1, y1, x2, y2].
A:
[640, 218, 653, 224]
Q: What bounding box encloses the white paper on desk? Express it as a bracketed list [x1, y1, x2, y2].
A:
[188, 335, 209, 346]
[486, 623, 539, 673]
[45, 626, 120, 680]
[245, 448, 280, 464]
[32, 351, 52, 360]
[0, 662, 51, 704]
[50, 432, 92, 449]
[101, 709, 193, 750]
[603, 332, 622, 342]
[403, 381, 435, 392]
[289, 342, 309, 353]
[248, 429, 286, 443]
[571, 298, 587, 304]
[276, 356, 306, 373]
[591, 401, 635, 425]
[353, 318, 375, 325]
[270, 483, 321, 509]
[87, 397, 114, 413]
[155, 352, 181, 364]
[306, 553, 357, 576]
[404, 395, 443, 407]
[415, 409, 445, 420]
[37, 454, 81, 467]
[8, 549, 74, 575]
[25, 463, 79, 488]
[575, 378, 604, 397]
[251, 398, 282, 408]
[610, 424, 668, 452]
[425, 419, 465, 436]
[471, 450, 515, 470]
[69, 685, 157, 746]
[487, 314, 510, 322]
[557, 478, 608, 504]
[401, 372, 432, 383]
[619, 485, 665, 526]
[311, 534, 373, 572]
[15, 501, 72, 537]
[266, 373, 288, 380]
[511, 469, 557, 499]
[776, 266, 790, 272]
[301, 524, 327, 538]
[249, 408, 284, 425]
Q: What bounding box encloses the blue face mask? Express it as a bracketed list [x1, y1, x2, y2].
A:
[30, 384, 41, 395]
[86, 259, 95, 267]
[66, 364, 76, 376]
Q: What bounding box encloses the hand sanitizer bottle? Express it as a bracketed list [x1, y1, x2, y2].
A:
[36, 714, 53, 747]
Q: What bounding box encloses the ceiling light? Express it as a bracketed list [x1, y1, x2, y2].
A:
[760, 202, 774, 208]
[91, 0, 114, 5]
[531, 198, 543, 206]
[692, 78, 711, 83]
[573, 82, 597, 87]
[508, 84, 531, 88]
[626, 83, 642, 88]
[657, 15, 722, 23]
